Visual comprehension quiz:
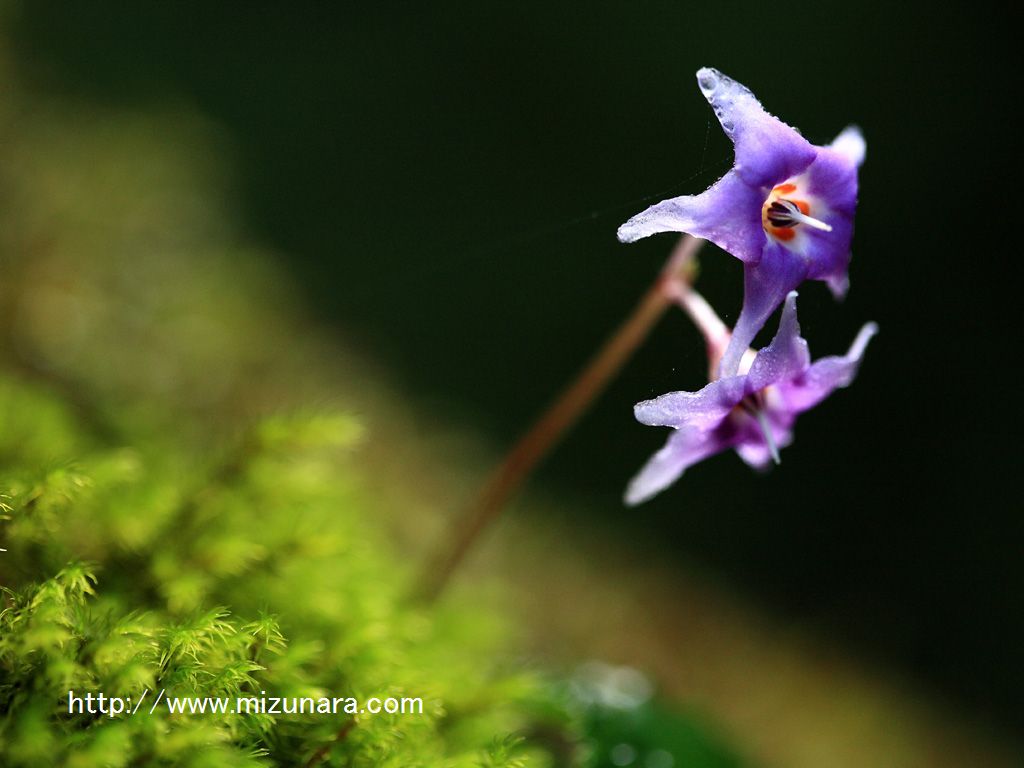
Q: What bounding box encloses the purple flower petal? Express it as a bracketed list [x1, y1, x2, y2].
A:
[801, 219, 853, 291]
[696, 67, 817, 188]
[777, 322, 878, 413]
[795, 126, 863, 290]
[634, 375, 748, 429]
[805, 152, 860, 218]
[624, 426, 730, 506]
[617, 170, 766, 262]
[718, 243, 809, 377]
[824, 272, 850, 301]
[735, 421, 794, 469]
[746, 292, 811, 392]
[618, 72, 863, 345]
[829, 125, 866, 168]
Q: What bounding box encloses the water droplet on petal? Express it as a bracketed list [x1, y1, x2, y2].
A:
[698, 72, 717, 96]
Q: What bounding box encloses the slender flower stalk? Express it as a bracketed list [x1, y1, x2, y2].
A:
[663, 279, 731, 381]
[418, 235, 705, 601]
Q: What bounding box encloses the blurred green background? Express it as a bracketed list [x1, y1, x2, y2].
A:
[2, 0, 1019, 756]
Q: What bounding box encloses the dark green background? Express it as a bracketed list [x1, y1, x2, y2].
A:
[9, 1, 1019, 732]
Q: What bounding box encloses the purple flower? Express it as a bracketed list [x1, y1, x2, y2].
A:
[625, 292, 876, 506]
[618, 68, 865, 377]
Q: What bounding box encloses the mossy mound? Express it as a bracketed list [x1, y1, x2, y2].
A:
[0, 378, 575, 767]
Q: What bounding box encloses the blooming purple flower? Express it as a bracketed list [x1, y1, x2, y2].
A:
[625, 292, 876, 506]
[618, 68, 866, 377]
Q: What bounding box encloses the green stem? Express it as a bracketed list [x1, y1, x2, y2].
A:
[418, 235, 704, 601]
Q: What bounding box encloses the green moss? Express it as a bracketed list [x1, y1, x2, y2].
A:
[0, 377, 576, 767]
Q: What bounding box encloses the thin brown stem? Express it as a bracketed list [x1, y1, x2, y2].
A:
[418, 235, 704, 601]
[303, 719, 356, 768]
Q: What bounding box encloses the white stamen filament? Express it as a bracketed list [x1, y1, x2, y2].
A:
[847, 321, 880, 360]
[779, 200, 833, 232]
[754, 408, 781, 465]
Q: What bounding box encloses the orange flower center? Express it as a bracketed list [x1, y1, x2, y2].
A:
[762, 183, 813, 242]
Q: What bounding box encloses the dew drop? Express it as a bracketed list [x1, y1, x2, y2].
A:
[696, 67, 720, 97]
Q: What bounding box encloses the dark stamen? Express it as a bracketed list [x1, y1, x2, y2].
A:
[767, 200, 799, 228]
